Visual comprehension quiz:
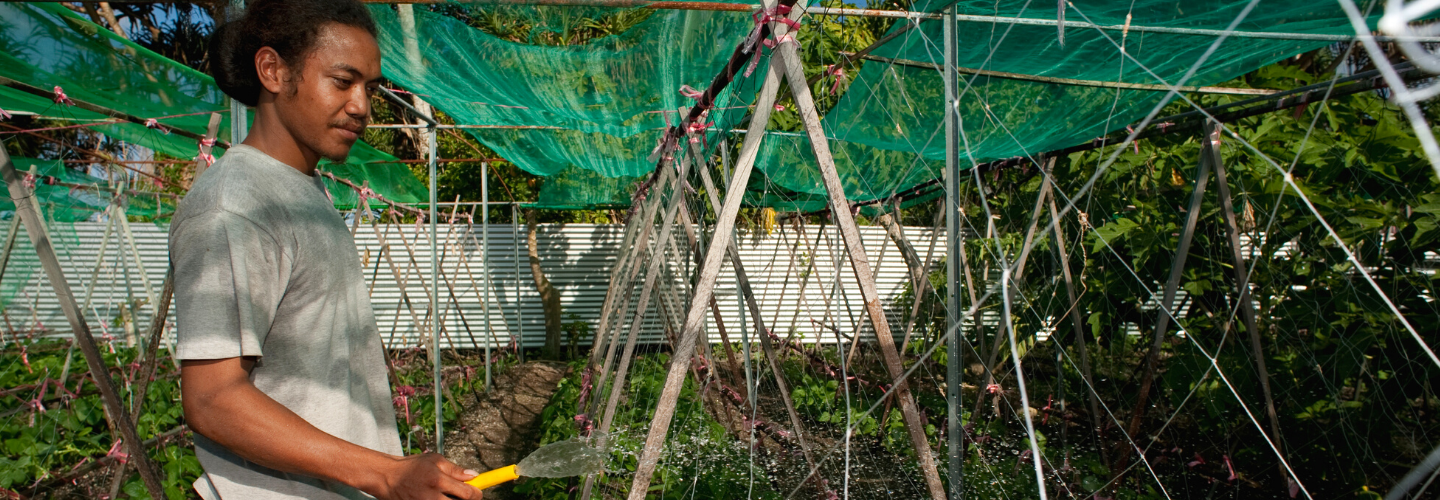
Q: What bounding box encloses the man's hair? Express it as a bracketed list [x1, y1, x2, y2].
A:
[209, 0, 379, 107]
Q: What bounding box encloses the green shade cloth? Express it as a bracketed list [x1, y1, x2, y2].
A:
[2, 0, 1383, 210]
[368, 3, 765, 181]
[0, 2, 426, 212]
[531, 165, 641, 209]
[0, 157, 165, 222]
[752, 0, 1383, 206]
[370, 4, 759, 135]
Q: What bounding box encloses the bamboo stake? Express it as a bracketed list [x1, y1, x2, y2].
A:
[624, 15, 789, 495]
[771, 9, 946, 497]
[1, 146, 166, 499]
[692, 143, 819, 475]
[581, 167, 673, 419]
[585, 160, 687, 500]
[1048, 189, 1109, 472]
[1114, 137, 1212, 485]
[1207, 120, 1287, 491]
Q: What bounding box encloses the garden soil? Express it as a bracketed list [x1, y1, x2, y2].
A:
[444, 361, 570, 500]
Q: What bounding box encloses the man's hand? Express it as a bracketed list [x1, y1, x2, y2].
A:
[367, 453, 481, 500]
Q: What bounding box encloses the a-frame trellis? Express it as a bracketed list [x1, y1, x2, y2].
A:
[573, 0, 953, 497]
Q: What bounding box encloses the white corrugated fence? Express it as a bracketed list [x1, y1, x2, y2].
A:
[0, 220, 945, 350]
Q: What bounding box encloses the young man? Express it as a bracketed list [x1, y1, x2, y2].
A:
[172, 1, 479, 498]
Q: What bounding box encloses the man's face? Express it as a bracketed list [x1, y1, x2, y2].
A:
[274, 23, 381, 163]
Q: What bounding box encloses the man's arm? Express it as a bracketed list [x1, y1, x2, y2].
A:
[182, 357, 480, 500]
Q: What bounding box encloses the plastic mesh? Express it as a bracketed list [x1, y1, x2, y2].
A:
[369, 4, 758, 136]
[532, 165, 641, 209]
[752, 0, 1374, 205]
[368, 3, 766, 183]
[1, 1, 1389, 210]
[0, 2, 426, 210]
[0, 157, 135, 222]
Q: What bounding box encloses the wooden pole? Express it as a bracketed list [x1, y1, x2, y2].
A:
[785, 218, 830, 347]
[585, 194, 650, 372]
[1114, 135, 1211, 485]
[114, 204, 160, 315]
[1206, 120, 1287, 491]
[1047, 194, 1109, 471]
[675, 196, 748, 398]
[129, 271, 174, 420]
[373, 215, 427, 342]
[1, 146, 167, 499]
[584, 160, 686, 500]
[979, 161, 1054, 395]
[691, 143, 819, 476]
[0, 215, 21, 288]
[433, 202, 483, 356]
[877, 212, 925, 298]
[898, 207, 943, 352]
[624, 10, 789, 494]
[1011, 158, 1056, 283]
[0, 78, 226, 147]
[773, 5, 946, 496]
[581, 167, 673, 419]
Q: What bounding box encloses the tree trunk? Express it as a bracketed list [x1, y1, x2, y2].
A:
[524, 209, 563, 359]
[94, 3, 129, 39]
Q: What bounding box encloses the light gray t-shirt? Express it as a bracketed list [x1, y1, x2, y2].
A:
[170, 145, 402, 500]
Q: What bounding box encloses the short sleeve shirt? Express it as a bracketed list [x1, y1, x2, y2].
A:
[170, 145, 402, 500]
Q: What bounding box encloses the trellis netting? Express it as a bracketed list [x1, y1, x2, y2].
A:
[0, 2, 426, 209]
[750, 0, 1380, 205]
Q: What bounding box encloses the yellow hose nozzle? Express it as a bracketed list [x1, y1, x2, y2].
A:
[465, 464, 520, 490]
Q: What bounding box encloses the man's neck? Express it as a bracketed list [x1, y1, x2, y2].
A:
[241, 104, 320, 176]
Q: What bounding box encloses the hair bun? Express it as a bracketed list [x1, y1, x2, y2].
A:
[208, 17, 262, 107]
